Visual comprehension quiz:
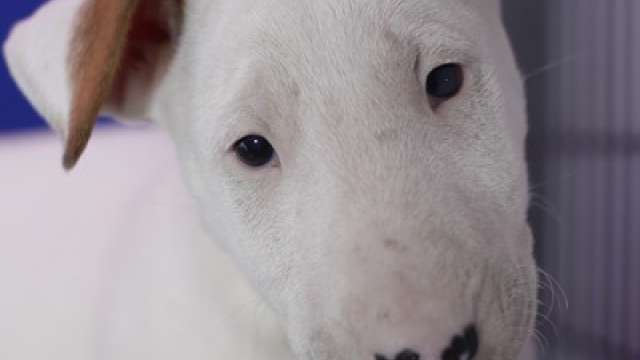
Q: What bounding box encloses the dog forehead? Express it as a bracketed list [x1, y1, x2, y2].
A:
[188, 0, 491, 146]
[208, 0, 480, 99]
[240, 0, 478, 49]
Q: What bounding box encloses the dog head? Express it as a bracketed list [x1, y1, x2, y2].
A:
[4, 0, 536, 359]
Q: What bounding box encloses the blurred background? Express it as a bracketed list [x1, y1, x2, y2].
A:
[1, 1, 638, 359]
[505, 1, 640, 359]
[0, 0, 44, 132]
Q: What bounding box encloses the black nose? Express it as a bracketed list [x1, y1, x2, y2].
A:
[375, 349, 420, 360]
[374, 325, 478, 360]
[441, 325, 479, 360]
[395, 349, 420, 360]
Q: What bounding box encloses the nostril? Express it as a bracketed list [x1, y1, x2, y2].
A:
[395, 349, 420, 360]
[441, 325, 479, 360]
[374, 349, 420, 360]
[463, 325, 479, 356]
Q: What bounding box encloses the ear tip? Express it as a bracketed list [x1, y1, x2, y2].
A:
[62, 148, 81, 171]
[62, 122, 93, 170]
[62, 156, 77, 171]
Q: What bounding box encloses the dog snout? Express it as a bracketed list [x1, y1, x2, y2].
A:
[373, 324, 479, 360]
[440, 325, 479, 360]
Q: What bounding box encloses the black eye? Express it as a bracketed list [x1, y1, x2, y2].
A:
[233, 135, 275, 167]
[426, 63, 464, 101]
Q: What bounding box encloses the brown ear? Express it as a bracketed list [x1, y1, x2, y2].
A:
[64, 0, 183, 169]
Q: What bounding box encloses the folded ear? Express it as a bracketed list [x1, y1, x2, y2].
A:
[3, 0, 183, 169]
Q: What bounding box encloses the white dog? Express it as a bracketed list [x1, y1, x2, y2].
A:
[2, 0, 536, 359]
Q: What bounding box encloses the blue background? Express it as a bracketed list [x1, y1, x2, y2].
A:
[1, 0, 47, 132]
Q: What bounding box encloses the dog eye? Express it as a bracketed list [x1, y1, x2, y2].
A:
[426, 63, 464, 102]
[233, 135, 275, 167]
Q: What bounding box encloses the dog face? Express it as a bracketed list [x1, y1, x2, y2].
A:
[4, 0, 536, 359]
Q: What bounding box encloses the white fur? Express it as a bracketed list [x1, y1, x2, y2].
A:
[2, 0, 536, 359]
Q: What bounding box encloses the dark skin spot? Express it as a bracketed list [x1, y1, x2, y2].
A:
[374, 128, 400, 143]
[376, 310, 391, 321]
[383, 238, 408, 253]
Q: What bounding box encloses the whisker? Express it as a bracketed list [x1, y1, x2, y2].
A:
[538, 268, 569, 311]
[534, 328, 549, 355]
[529, 195, 564, 226]
[536, 311, 559, 339]
[528, 169, 577, 194]
[536, 268, 556, 320]
[509, 323, 548, 355]
[523, 55, 577, 82]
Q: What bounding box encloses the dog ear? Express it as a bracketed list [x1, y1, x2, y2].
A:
[3, 0, 183, 169]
